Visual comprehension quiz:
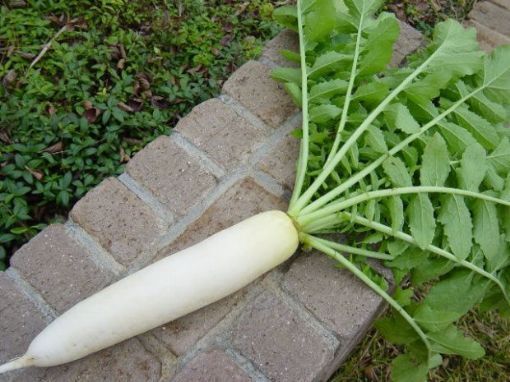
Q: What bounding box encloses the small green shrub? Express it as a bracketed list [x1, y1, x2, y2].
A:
[0, 0, 281, 269]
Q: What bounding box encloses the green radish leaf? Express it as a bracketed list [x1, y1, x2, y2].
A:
[284, 82, 302, 107]
[438, 195, 472, 260]
[353, 81, 389, 105]
[438, 122, 478, 155]
[391, 354, 429, 382]
[384, 103, 420, 134]
[385, 195, 404, 232]
[454, 107, 500, 150]
[425, 270, 488, 315]
[364, 126, 387, 154]
[383, 156, 412, 187]
[273, 5, 297, 31]
[359, 12, 400, 76]
[413, 305, 461, 332]
[482, 45, 510, 102]
[309, 79, 348, 102]
[428, 325, 485, 359]
[408, 194, 436, 249]
[376, 314, 419, 345]
[473, 199, 500, 263]
[457, 143, 487, 192]
[420, 133, 450, 186]
[488, 137, 510, 174]
[308, 51, 352, 78]
[309, 104, 342, 123]
[271, 67, 302, 84]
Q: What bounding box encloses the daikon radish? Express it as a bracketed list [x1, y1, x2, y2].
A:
[0, 210, 298, 373]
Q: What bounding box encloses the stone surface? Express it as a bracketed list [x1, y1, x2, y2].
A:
[176, 99, 265, 171]
[232, 291, 335, 382]
[491, 0, 510, 11]
[70, 177, 167, 267]
[222, 60, 297, 128]
[391, 21, 424, 66]
[470, 1, 510, 37]
[0, 273, 48, 365]
[126, 136, 218, 216]
[157, 177, 287, 256]
[466, 19, 510, 51]
[283, 252, 383, 340]
[15, 339, 161, 382]
[257, 133, 300, 191]
[261, 29, 300, 67]
[11, 224, 114, 313]
[172, 349, 250, 382]
[154, 291, 245, 356]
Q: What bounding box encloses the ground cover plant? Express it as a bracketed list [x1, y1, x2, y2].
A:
[1, 0, 510, 381]
[0, 0, 281, 269]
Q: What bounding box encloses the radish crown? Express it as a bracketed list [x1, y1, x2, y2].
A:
[273, 0, 510, 379]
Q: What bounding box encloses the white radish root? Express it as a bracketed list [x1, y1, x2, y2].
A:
[0, 210, 298, 373]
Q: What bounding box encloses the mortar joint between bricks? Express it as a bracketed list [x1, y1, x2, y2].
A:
[142, 168, 250, 267]
[263, 277, 342, 353]
[170, 132, 226, 179]
[218, 94, 273, 134]
[5, 267, 58, 322]
[64, 220, 125, 275]
[224, 347, 272, 382]
[118, 173, 175, 226]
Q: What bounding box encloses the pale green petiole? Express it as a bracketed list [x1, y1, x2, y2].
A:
[302, 233, 433, 356]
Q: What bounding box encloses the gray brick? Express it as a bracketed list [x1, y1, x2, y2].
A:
[176, 99, 266, 171]
[157, 177, 287, 256]
[232, 291, 335, 382]
[223, 60, 297, 128]
[15, 338, 161, 382]
[470, 1, 510, 37]
[257, 133, 299, 191]
[172, 349, 251, 382]
[11, 225, 114, 313]
[126, 136, 218, 216]
[491, 0, 510, 11]
[153, 290, 245, 356]
[0, 273, 47, 365]
[283, 252, 383, 340]
[261, 29, 299, 67]
[466, 19, 510, 51]
[70, 178, 167, 267]
[391, 21, 424, 66]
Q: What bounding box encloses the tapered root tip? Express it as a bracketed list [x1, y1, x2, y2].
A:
[0, 355, 33, 374]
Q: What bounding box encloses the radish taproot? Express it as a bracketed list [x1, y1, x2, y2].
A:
[0, 211, 298, 373]
[2, 1, 510, 380]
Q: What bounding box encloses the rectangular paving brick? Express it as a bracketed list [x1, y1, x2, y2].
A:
[491, 0, 510, 11]
[0, 273, 48, 366]
[391, 21, 424, 66]
[257, 133, 299, 191]
[153, 290, 245, 356]
[222, 60, 297, 128]
[470, 1, 510, 37]
[15, 338, 161, 382]
[70, 177, 167, 267]
[231, 291, 336, 382]
[126, 136, 218, 216]
[157, 177, 287, 257]
[176, 99, 266, 171]
[11, 224, 114, 313]
[172, 349, 250, 382]
[261, 29, 299, 67]
[467, 19, 510, 51]
[283, 252, 383, 341]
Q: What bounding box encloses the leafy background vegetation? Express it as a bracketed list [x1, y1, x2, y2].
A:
[0, 0, 282, 269]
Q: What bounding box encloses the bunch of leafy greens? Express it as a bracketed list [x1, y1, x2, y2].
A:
[0, 0, 279, 269]
[273, 0, 510, 380]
